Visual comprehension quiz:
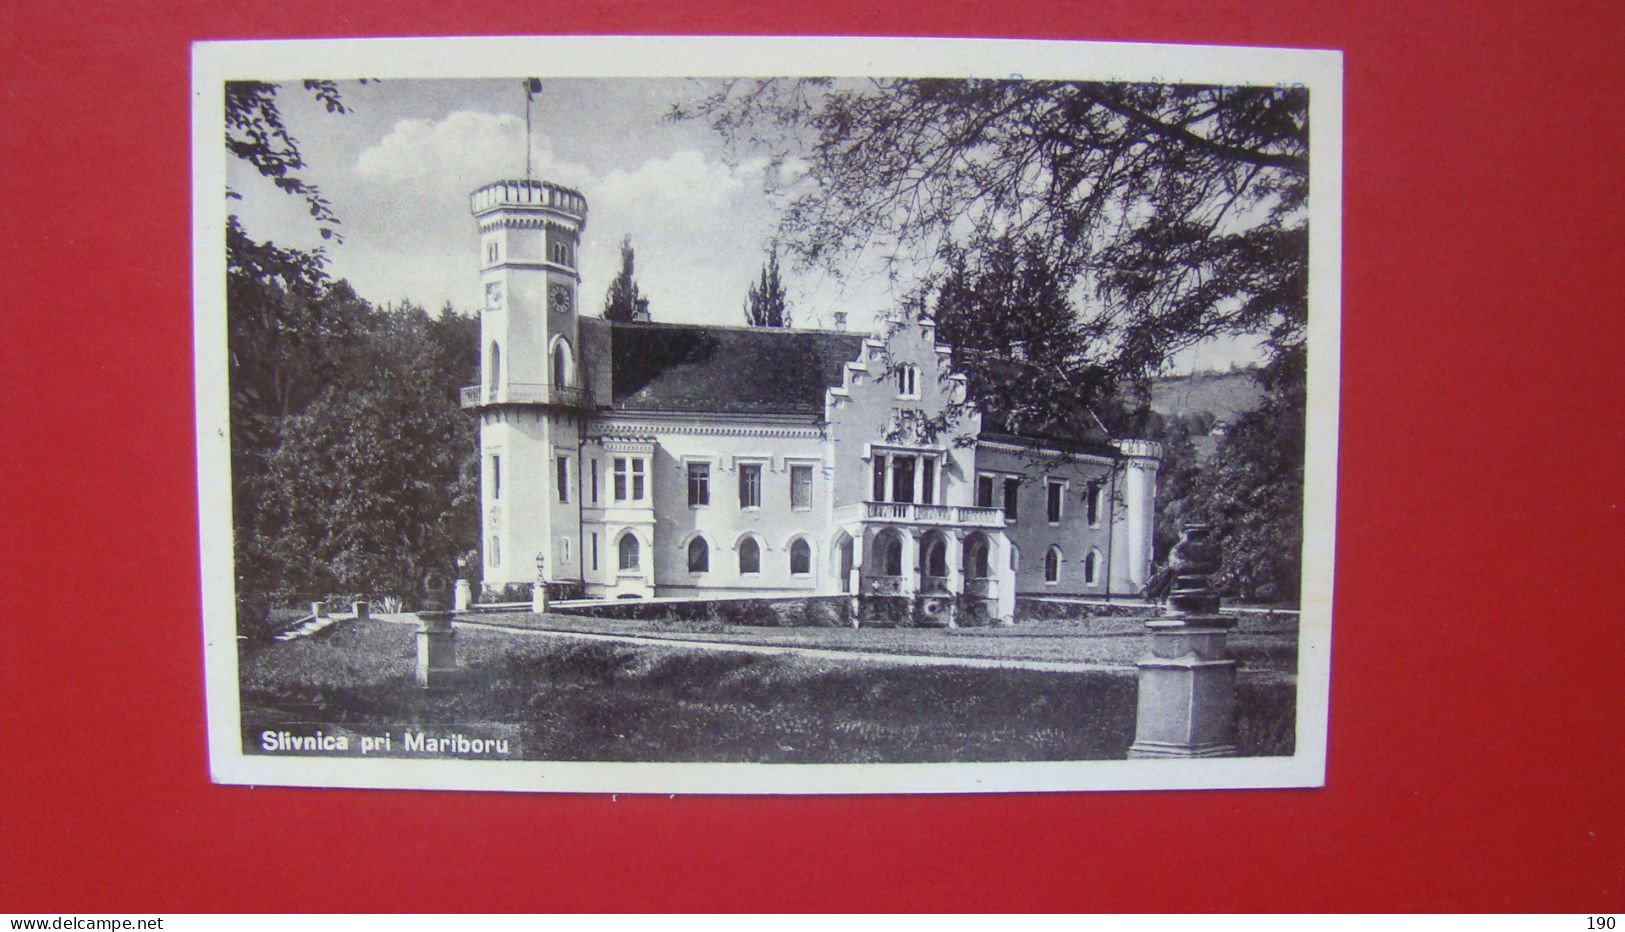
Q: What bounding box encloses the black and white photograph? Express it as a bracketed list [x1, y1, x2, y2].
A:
[194, 35, 1341, 793]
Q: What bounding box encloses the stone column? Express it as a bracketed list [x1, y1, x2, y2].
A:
[415, 611, 457, 689]
[454, 579, 472, 612]
[943, 533, 964, 628]
[898, 530, 919, 599]
[1128, 524, 1239, 758]
[531, 552, 549, 614]
[991, 533, 1017, 627]
[352, 600, 370, 621]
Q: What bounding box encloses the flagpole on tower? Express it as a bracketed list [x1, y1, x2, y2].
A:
[523, 78, 542, 180]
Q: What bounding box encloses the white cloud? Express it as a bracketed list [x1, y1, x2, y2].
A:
[355, 110, 594, 194]
[347, 112, 789, 325]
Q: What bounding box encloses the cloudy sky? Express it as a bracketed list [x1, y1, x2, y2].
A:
[227, 78, 1259, 371]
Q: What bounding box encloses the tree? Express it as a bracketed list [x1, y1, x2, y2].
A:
[257, 303, 479, 609]
[226, 80, 361, 241]
[603, 235, 651, 322]
[743, 246, 790, 327]
[227, 219, 375, 633]
[681, 77, 1310, 602]
[928, 234, 1116, 442]
[676, 78, 1308, 383]
[1173, 343, 1305, 602]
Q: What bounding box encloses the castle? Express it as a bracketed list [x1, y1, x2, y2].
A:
[464, 178, 1161, 624]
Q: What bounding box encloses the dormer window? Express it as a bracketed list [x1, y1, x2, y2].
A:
[896, 364, 920, 399]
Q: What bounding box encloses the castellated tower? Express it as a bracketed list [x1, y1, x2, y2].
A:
[465, 179, 590, 591]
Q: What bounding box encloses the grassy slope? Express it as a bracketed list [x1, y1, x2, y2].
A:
[240, 620, 1296, 763]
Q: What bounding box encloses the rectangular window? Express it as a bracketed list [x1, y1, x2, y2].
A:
[891, 455, 915, 503]
[976, 474, 995, 508]
[739, 463, 762, 509]
[590, 532, 599, 571]
[1087, 481, 1102, 526]
[556, 456, 570, 503]
[1047, 480, 1065, 523]
[590, 459, 599, 503]
[613, 457, 645, 501]
[872, 454, 887, 502]
[492, 455, 501, 500]
[791, 465, 813, 510]
[489, 535, 500, 566]
[1003, 478, 1020, 520]
[688, 462, 710, 507]
[921, 459, 935, 505]
[559, 536, 571, 565]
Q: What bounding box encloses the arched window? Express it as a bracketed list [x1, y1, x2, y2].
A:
[896, 363, 919, 398]
[739, 537, 761, 574]
[687, 536, 709, 573]
[1085, 548, 1101, 586]
[1010, 543, 1021, 573]
[879, 532, 904, 576]
[488, 341, 501, 392]
[617, 533, 639, 572]
[964, 534, 991, 579]
[789, 538, 811, 576]
[924, 537, 947, 578]
[1044, 547, 1062, 584]
[552, 339, 573, 387]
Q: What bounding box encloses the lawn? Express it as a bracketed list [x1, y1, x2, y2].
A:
[239, 619, 1296, 763]
[456, 608, 1299, 677]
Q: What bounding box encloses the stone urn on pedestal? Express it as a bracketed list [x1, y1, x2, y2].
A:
[415, 610, 457, 689]
[1127, 523, 1240, 759]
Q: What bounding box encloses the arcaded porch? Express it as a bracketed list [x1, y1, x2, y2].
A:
[828, 504, 1017, 626]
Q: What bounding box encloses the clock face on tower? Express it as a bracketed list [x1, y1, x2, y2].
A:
[484, 281, 503, 309]
[549, 283, 574, 314]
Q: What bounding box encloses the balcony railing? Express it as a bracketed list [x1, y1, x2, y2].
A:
[460, 382, 595, 410]
[851, 501, 1006, 528]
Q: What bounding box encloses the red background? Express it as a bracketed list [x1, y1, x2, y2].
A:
[3, 0, 1623, 913]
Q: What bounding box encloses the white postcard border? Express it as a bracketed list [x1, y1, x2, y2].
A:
[194, 33, 1342, 794]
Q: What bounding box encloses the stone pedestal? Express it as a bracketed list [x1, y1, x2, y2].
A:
[1128, 523, 1238, 759]
[1128, 616, 1238, 758]
[532, 553, 549, 614]
[311, 600, 328, 619]
[352, 600, 370, 621]
[415, 611, 457, 689]
[454, 579, 472, 612]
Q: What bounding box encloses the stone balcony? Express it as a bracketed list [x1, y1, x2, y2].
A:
[460, 382, 595, 410]
[835, 501, 1006, 529]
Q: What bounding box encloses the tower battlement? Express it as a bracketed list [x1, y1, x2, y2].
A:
[471, 179, 588, 224]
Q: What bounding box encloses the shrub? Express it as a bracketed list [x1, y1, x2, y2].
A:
[480, 582, 533, 603]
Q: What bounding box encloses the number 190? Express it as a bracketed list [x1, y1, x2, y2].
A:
[1589, 918, 1616, 930]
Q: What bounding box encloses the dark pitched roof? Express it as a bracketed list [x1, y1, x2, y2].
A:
[605, 320, 867, 416]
